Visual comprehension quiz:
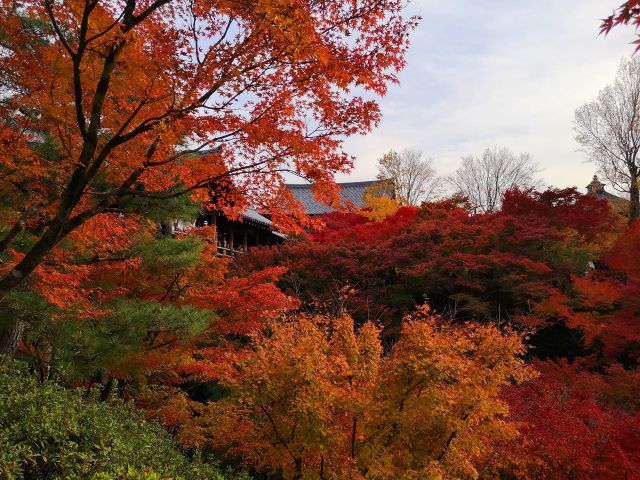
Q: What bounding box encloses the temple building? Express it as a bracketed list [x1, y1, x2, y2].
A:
[175, 179, 386, 258]
[191, 209, 285, 258]
[585, 175, 629, 216]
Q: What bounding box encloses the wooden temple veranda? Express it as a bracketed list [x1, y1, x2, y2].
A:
[172, 180, 384, 259]
[192, 209, 286, 258]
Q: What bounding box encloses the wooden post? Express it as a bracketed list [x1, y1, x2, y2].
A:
[229, 228, 234, 257]
[243, 230, 248, 252]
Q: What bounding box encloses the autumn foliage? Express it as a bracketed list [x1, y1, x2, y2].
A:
[238, 188, 617, 334]
[193, 306, 534, 479]
[601, 1, 640, 50]
[502, 361, 640, 480]
[1, 2, 639, 477]
[2, 166, 638, 479]
[228, 187, 640, 478]
[0, 0, 417, 357]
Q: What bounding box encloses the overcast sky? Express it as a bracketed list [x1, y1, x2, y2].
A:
[338, 0, 637, 192]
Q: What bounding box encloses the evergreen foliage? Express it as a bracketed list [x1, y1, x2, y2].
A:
[0, 359, 246, 480]
[26, 300, 212, 381]
[134, 236, 204, 272]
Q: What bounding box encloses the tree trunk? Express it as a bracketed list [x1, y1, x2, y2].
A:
[351, 416, 357, 459]
[629, 172, 640, 224]
[0, 226, 63, 301]
[0, 320, 26, 357]
[0, 222, 73, 357]
[0, 219, 24, 253]
[293, 458, 303, 480]
[100, 378, 116, 402]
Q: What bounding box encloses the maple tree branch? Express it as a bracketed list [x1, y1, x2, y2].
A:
[160, 272, 184, 303]
[109, 100, 148, 141]
[258, 403, 301, 474]
[78, 0, 99, 50]
[129, 0, 173, 29]
[188, 0, 203, 65]
[436, 430, 457, 462]
[0, 219, 24, 254]
[436, 407, 473, 462]
[143, 143, 210, 168]
[95, 30, 287, 159]
[350, 416, 357, 460]
[147, 339, 179, 351]
[85, 10, 126, 45]
[46, 137, 161, 240]
[74, 255, 132, 266]
[44, 0, 89, 136]
[212, 16, 234, 50]
[43, 0, 75, 57]
[85, 44, 121, 143]
[360, 376, 427, 457]
[127, 150, 290, 200]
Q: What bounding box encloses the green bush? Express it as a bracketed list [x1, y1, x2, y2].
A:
[0, 359, 245, 480]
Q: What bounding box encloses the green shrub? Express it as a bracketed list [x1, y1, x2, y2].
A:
[0, 359, 245, 480]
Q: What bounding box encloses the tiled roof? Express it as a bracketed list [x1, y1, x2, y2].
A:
[240, 209, 287, 238]
[241, 208, 272, 228]
[286, 180, 385, 215]
[585, 175, 629, 216]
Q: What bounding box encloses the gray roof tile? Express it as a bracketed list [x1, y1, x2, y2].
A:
[241, 208, 272, 227]
[239, 209, 288, 238]
[286, 180, 385, 215]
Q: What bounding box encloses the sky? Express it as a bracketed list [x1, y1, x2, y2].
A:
[338, 0, 638, 192]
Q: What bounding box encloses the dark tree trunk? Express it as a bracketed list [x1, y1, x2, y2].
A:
[629, 172, 640, 224]
[351, 416, 357, 459]
[0, 220, 69, 358]
[0, 219, 24, 253]
[0, 320, 26, 357]
[100, 378, 116, 402]
[293, 458, 302, 480]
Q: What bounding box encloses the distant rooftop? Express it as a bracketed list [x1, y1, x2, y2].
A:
[586, 175, 622, 200]
[586, 175, 629, 215]
[286, 180, 386, 215]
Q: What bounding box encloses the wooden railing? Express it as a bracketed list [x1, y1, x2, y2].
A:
[174, 227, 248, 259]
[216, 243, 246, 258]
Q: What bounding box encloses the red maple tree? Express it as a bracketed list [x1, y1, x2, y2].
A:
[0, 0, 417, 353]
